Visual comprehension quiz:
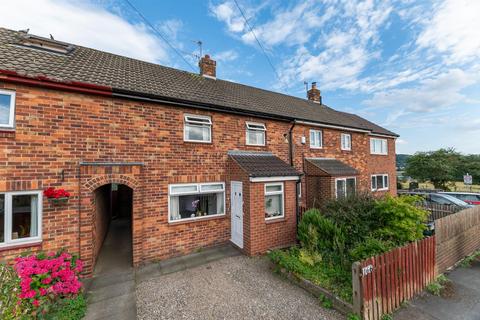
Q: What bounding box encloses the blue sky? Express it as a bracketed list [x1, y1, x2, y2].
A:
[2, 0, 479, 154]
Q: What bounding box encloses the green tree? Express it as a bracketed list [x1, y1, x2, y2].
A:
[405, 148, 461, 190]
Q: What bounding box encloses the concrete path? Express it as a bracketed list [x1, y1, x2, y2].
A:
[84, 218, 136, 320]
[394, 258, 480, 320]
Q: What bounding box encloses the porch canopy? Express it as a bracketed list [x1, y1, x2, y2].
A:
[228, 151, 301, 182]
[305, 158, 358, 176]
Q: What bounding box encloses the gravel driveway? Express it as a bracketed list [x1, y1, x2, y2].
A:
[136, 255, 341, 320]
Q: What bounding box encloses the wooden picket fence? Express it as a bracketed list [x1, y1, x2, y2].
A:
[352, 236, 436, 320]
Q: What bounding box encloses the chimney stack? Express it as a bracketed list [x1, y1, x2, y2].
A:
[199, 54, 216, 79]
[307, 82, 322, 104]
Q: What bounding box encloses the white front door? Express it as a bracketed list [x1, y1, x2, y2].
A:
[231, 181, 243, 248]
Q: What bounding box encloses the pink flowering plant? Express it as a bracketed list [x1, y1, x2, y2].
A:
[11, 250, 84, 317]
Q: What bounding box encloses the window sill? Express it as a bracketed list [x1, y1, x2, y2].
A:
[0, 240, 42, 252]
[372, 188, 389, 192]
[0, 129, 15, 137]
[183, 140, 212, 144]
[370, 153, 388, 156]
[310, 146, 323, 149]
[265, 217, 285, 224]
[168, 214, 227, 225]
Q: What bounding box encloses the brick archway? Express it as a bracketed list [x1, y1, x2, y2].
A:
[80, 172, 143, 275]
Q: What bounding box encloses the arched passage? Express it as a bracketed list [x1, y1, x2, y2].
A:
[92, 183, 133, 275]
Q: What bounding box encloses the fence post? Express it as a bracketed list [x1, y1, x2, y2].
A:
[352, 261, 363, 317]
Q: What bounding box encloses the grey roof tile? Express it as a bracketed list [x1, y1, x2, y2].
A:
[0, 27, 397, 136]
[306, 158, 359, 176]
[229, 151, 301, 177]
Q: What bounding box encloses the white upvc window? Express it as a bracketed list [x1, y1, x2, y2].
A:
[184, 114, 212, 143]
[335, 177, 356, 199]
[341, 133, 352, 151]
[370, 138, 388, 155]
[168, 182, 225, 222]
[246, 121, 266, 146]
[371, 174, 389, 191]
[265, 183, 284, 220]
[310, 130, 322, 149]
[0, 89, 16, 129]
[0, 191, 42, 248]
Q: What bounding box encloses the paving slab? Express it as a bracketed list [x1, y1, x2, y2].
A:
[394, 259, 480, 320]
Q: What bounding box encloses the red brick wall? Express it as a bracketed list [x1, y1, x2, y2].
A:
[0, 81, 396, 273]
[246, 180, 297, 255]
[292, 124, 397, 207]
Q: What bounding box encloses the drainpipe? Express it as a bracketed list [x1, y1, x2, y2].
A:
[288, 122, 301, 234]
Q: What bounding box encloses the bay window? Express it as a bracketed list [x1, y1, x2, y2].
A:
[169, 182, 225, 222]
[0, 191, 42, 247]
[0, 89, 15, 129]
[265, 183, 284, 220]
[246, 122, 266, 146]
[184, 114, 212, 142]
[335, 177, 356, 199]
[371, 174, 389, 191]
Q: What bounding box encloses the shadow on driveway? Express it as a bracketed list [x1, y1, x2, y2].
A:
[394, 258, 480, 320]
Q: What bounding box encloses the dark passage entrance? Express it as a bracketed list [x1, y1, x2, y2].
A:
[93, 183, 133, 275]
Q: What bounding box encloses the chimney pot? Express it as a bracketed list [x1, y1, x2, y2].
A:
[307, 82, 322, 104]
[199, 54, 216, 79]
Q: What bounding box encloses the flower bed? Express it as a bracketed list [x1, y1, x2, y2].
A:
[0, 250, 85, 319]
[269, 194, 429, 315]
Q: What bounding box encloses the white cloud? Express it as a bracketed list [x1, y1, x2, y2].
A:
[0, 0, 169, 63]
[365, 69, 476, 114]
[210, 1, 246, 33]
[416, 0, 480, 64]
[214, 49, 239, 62]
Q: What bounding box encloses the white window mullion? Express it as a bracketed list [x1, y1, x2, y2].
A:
[5, 193, 12, 243]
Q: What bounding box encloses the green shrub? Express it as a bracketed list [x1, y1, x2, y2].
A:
[46, 294, 86, 320]
[0, 264, 28, 319]
[297, 209, 347, 265]
[373, 195, 429, 244]
[321, 193, 379, 248]
[349, 237, 394, 262]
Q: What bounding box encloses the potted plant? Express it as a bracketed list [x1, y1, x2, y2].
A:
[44, 187, 71, 204]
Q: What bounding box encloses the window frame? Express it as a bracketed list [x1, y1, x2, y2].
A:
[264, 182, 285, 220]
[309, 129, 323, 149]
[168, 182, 225, 223]
[370, 138, 388, 155]
[371, 174, 389, 191]
[335, 177, 356, 199]
[341, 133, 352, 151]
[245, 121, 266, 146]
[0, 190, 43, 248]
[183, 114, 212, 143]
[0, 89, 16, 129]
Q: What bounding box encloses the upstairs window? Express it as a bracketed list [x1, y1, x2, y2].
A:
[341, 133, 351, 151]
[310, 130, 323, 149]
[246, 122, 266, 146]
[1, 191, 42, 247]
[0, 90, 16, 129]
[184, 114, 212, 143]
[169, 182, 225, 222]
[371, 174, 389, 191]
[370, 138, 388, 155]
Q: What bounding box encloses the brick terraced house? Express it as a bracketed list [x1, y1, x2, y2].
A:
[0, 28, 398, 275]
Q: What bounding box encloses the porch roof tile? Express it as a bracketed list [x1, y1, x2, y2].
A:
[228, 151, 301, 178]
[305, 158, 359, 176]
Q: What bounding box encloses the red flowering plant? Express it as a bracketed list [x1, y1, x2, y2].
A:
[13, 250, 83, 316]
[43, 187, 71, 199]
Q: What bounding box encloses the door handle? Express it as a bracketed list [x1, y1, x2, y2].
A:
[235, 215, 240, 218]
